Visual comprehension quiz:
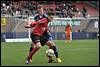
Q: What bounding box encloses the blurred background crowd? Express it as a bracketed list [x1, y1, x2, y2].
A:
[1, 1, 99, 18]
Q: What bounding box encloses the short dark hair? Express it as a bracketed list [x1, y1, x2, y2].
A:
[48, 12, 54, 16]
[37, 5, 42, 9]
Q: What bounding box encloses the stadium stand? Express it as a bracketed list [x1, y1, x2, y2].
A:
[1, 1, 99, 17]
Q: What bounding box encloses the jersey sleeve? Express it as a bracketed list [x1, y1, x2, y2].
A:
[30, 21, 38, 27]
[34, 16, 37, 21]
[34, 14, 39, 21]
[44, 14, 48, 17]
[37, 18, 48, 24]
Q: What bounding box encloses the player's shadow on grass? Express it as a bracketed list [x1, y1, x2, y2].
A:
[48, 61, 57, 63]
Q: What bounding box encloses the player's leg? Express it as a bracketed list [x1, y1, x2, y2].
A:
[41, 31, 61, 63]
[70, 32, 72, 42]
[67, 32, 72, 43]
[40, 35, 55, 63]
[68, 33, 70, 42]
[46, 40, 62, 63]
[29, 44, 34, 53]
[66, 32, 70, 43]
[28, 43, 34, 62]
[26, 42, 41, 64]
[46, 31, 61, 63]
[27, 42, 41, 59]
[26, 34, 41, 64]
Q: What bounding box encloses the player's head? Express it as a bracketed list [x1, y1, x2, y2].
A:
[47, 12, 54, 22]
[48, 16, 53, 22]
[67, 22, 70, 26]
[37, 5, 44, 15]
[67, 22, 69, 24]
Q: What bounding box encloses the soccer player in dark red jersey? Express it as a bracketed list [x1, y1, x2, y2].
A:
[26, 6, 61, 64]
[25, 16, 55, 64]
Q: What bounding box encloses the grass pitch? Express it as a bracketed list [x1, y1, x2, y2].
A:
[1, 40, 99, 66]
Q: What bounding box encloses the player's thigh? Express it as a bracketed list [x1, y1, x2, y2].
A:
[31, 33, 41, 48]
[46, 40, 55, 47]
[43, 35, 55, 47]
[40, 36, 48, 46]
[66, 33, 70, 37]
[40, 34, 55, 47]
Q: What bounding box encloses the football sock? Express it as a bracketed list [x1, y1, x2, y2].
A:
[29, 47, 33, 52]
[28, 47, 39, 59]
[52, 46, 58, 58]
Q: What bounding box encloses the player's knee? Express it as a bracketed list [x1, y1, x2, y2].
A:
[35, 42, 42, 48]
[49, 46, 53, 49]
[48, 45, 58, 52]
[31, 43, 34, 48]
[46, 41, 55, 47]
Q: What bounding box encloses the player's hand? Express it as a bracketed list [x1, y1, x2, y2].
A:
[24, 22, 31, 28]
[25, 24, 31, 28]
[25, 22, 28, 25]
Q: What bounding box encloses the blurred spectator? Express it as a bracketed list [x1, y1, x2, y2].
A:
[81, 7, 87, 18]
[67, 8, 74, 18]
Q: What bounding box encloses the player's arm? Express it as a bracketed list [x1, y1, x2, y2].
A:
[24, 21, 38, 28]
[25, 18, 48, 28]
[24, 21, 31, 28]
[37, 18, 48, 24]
[65, 25, 68, 33]
[37, 16, 53, 24]
[70, 26, 72, 32]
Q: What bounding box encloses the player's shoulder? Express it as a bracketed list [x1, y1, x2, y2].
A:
[43, 13, 48, 17]
[34, 14, 39, 17]
[44, 13, 48, 16]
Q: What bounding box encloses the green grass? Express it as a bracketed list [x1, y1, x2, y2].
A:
[1, 40, 99, 66]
